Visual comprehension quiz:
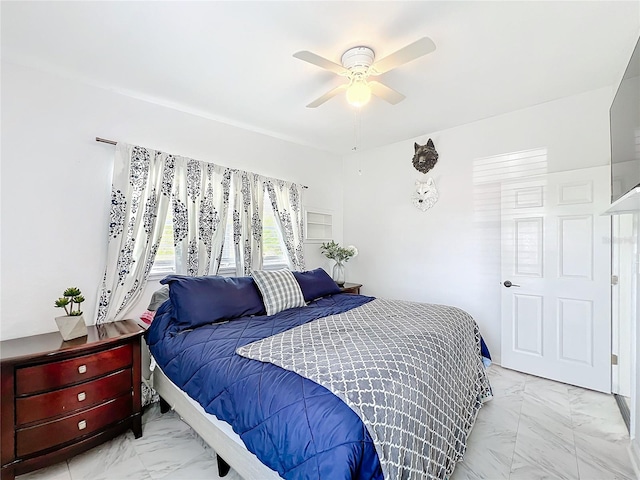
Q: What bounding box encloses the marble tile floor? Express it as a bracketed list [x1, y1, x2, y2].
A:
[18, 365, 636, 480]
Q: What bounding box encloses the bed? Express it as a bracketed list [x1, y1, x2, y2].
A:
[145, 269, 491, 480]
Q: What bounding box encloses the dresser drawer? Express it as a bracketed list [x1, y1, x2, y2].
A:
[16, 394, 132, 457]
[16, 369, 132, 426]
[16, 344, 132, 395]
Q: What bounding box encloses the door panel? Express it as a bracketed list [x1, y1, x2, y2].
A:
[557, 180, 593, 205]
[513, 294, 543, 355]
[501, 166, 611, 392]
[515, 217, 544, 276]
[558, 215, 593, 279]
[557, 297, 593, 365]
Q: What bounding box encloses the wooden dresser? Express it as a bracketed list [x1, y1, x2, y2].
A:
[1, 320, 144, 480]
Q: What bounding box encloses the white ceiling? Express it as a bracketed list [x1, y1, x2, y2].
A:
[2, 1, 639, 155]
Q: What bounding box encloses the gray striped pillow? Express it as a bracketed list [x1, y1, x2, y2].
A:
[251, 269, 306, 316]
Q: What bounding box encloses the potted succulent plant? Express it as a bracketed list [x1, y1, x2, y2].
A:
[54, 287, 88, 340]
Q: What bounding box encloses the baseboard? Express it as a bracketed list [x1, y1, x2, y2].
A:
[614, 394, 631, 433]
[630, 440, 640, 480]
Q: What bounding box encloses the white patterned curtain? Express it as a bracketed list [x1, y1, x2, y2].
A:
[172, 157, 231, 276]
[96, 143, 173, 323]
[231, 171, 265, 276]
[265, 179, 305, 271]
[97, 143, 305, 323]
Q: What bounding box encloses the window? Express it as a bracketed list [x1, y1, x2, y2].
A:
[150, 199, 288, 277]
[151, 217, 176, 276]
[262, 201, 288, 269]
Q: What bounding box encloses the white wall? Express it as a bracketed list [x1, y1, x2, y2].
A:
[0, 62, 343, 340]
[342, 87, 612, 364]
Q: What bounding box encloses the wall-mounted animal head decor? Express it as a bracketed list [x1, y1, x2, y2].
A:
[412, 139, 438, 174]
[412, 178, 438, 211]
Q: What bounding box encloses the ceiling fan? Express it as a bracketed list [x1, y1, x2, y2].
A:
[294, 37, 436, 108]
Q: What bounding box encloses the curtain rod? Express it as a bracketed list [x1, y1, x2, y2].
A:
[95, 137, 308, 189]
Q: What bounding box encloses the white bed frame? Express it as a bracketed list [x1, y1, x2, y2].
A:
[152, 367, 281, 480]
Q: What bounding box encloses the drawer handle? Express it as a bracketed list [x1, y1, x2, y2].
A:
[78, 365, 87, 374]
[77, 392, 86, 402]
[78, 420, 87, 430]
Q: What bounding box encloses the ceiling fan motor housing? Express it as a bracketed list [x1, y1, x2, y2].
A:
[341, 46, 375, 72]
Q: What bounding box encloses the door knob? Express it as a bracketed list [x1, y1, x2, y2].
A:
[503, 280, 520, 288]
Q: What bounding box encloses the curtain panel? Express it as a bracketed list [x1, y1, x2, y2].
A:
[231, 171, 265, 276]
[173, 158, 230, 277]
[97, 142, 305, 324]
[266, 179, 305, 271]
[97, 144, 173, 323]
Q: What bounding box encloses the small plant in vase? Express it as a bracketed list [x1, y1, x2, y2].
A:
[320, 241, 358, 286]
[54, 287, 88, 340]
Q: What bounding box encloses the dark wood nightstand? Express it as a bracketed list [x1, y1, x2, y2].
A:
[1, 320, 144, 480]
[340, 282, 362, 294]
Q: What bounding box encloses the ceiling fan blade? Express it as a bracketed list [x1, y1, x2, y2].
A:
[368, 81, 406, 105]
[371, 37, 436, 74]
[306, 84, 348, 108]
[293, 51, 346, 75]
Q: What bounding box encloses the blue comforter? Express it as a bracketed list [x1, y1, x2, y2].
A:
[146, 293, 384, 480]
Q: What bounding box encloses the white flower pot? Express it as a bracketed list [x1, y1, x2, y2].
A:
[55, 315, 88, 341]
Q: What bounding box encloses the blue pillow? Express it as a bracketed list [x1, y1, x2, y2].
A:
[160, 275, 266, 329]
[292, 268, 341, 303]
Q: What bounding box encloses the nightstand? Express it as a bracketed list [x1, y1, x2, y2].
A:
[340, 282, 362, 294]
[1, 320, 144, 480]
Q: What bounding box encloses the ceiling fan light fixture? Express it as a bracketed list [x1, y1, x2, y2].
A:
[346, 80, 371, 108]
[295, 37, 435, 108]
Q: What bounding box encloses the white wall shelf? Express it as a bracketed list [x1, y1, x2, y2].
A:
[304, 210, 333, 243]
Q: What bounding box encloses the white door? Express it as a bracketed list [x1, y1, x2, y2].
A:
[501, 166, 611, 392]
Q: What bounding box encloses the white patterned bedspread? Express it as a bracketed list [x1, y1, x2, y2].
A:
[236, 298, 492, 480]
